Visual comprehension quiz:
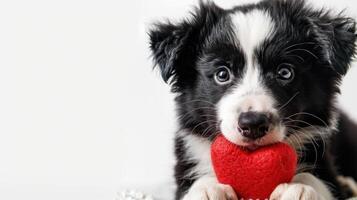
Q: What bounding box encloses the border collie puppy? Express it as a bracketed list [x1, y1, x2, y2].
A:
[149, 0, 357, 199]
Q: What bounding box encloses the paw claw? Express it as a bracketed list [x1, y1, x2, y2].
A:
[183, 178, 238, 200]
[270, 183, 322, 200]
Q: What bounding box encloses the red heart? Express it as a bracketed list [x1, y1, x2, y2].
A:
[211, 135, 297, 200]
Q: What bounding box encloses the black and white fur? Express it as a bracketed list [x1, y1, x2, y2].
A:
[149, 0, 357, 199]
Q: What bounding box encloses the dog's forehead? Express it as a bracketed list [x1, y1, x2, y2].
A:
[230, 9, 275, 63]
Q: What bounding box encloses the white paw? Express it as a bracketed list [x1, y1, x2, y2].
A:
[270, 183, 323, 200]
[183, 177, 237, 200]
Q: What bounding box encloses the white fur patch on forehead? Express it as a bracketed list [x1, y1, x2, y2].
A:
[231, 9, 275, 59]
[216, 10, 280, 146]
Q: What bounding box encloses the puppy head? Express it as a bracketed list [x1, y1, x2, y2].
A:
[149, 0, 356, 147]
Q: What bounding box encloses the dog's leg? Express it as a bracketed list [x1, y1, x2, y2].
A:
[270, 173, 333, 200]
[182, 176, 238, 200]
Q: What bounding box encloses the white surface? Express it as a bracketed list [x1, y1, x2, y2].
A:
[0, 0, 356, 200]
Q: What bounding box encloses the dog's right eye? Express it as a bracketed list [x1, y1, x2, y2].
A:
[214, 66, 232, 84]
[276, 63, 295, 85]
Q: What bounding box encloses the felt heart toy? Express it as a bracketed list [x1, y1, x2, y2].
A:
[211, 135, 297, 200]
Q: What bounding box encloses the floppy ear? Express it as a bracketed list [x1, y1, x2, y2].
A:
[148, 1, 223, 85]
[308, 13, 357, 75]
[148, 21, 190, 83]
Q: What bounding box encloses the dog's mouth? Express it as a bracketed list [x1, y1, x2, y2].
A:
[239, 133, 278, 149]
[242, 143, 260, 151]
[219, 122, 286, 149]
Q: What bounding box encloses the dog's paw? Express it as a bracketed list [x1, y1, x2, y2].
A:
[182, 177, 237, 200]
[270, 183, 323, 200]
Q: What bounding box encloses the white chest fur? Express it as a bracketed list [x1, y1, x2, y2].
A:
[179, 131, 214, 179]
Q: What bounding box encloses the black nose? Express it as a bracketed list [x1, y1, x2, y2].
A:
[238, 111, 270, 140]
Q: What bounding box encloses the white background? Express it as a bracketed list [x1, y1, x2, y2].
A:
[0, 0, 357, 199]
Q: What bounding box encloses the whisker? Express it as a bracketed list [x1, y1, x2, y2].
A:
[285, 54, 305, 63]
[201, 124, 217, 138]
[179, 99, 216, 106]
[284, 121, 327, 160]
[285, 130, 305, 163]
[190, 120, 217, 136]
[286, 48, 318, 59]
[178, 106, 216, 121]
[285, 112, 329, 128]
[286, 127, 318, 168]
[282, 42, 316, 52]
[286, 129, 302, 150]
[278, 92, 300, 111]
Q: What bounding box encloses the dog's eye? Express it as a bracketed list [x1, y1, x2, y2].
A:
[277, 64, 294, 82]
[214, 67, 232, 84]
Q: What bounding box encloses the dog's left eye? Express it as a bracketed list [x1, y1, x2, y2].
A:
[214, 66, 232, 84]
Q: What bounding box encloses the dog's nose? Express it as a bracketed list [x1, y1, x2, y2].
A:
[238, 111, 270, 140]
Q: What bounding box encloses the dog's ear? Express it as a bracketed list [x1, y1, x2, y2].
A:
[148, 1, 223, 85]
[307, 13, 357, 76]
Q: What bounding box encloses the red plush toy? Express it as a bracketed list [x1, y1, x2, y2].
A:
[211, 135, 297, 200]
